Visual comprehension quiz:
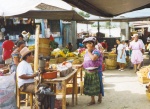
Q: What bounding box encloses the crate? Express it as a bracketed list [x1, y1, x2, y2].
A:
[56, 84, 79, 94]
[138, 76, 150, 84]
[146, 90, 150, 100]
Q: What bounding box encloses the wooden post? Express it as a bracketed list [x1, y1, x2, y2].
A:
[34, 25, 40, 109]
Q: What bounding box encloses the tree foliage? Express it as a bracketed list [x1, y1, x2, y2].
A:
[78, 11, 90, 18]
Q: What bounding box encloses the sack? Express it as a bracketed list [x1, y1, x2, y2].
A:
[0, 72, 17, 109]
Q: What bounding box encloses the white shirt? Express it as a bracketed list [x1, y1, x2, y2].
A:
[17, 60, 34, 87]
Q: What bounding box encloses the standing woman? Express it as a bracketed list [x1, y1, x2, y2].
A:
[82, 37, 104, 105]
[129, 34, 143, 72]
[116, 39, 126, 71]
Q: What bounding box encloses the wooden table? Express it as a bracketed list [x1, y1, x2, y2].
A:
[42, 69, 78, 109]
[72, 64, 83, 95]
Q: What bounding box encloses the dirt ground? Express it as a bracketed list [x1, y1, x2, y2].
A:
[21, 58, 150, 109]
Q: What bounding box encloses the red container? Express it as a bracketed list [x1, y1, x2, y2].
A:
[42, 71, 57, 79]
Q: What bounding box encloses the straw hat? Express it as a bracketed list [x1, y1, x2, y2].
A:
[22, 30, 27, 34]
[20, 47, 33, 60]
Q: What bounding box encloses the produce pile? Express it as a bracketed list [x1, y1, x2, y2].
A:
[51, 48, 86, 58]
[28, 45, 35, 50]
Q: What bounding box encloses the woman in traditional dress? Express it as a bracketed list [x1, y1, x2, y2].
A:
[129, 34, 143, 72]
[116, 39, 126, 71]
[82, 37, 104, 105]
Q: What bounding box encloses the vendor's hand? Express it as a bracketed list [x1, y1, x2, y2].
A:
[120, 56, 122, 59]
[33, 73, 39, 77]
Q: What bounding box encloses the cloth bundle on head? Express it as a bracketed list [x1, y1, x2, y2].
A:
[20, 47, 33, 60]
[82, 37, 96, 43]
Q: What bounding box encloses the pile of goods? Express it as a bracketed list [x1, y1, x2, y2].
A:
[136, 65, 150, 84]
[28, 45, 35, 50]
[57, 62, 72, 77]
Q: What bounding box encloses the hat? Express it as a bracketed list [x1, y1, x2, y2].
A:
[82, 37, 96, 43]
[22, 30, 27, 34]
[131, 34, 138, 38]
[20, 47, 33, 60]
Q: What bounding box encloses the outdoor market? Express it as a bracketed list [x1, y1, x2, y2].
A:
[1, 0, 150, 109]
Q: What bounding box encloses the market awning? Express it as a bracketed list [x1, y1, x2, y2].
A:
[87, 16, 150, 22]
[15, 10, 85, 21]
[63, 0, 150, 17]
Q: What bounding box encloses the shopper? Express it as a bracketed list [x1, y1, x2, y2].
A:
[116, 39, 126, 71]
[10, 41, 25, 73]
[129, 34, 143, 72]
[2, 36, 14, 65]
[66, 42, 73, 52]
[82, 37, 104, 105]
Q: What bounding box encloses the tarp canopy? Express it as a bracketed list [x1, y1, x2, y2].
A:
[0, 0, 41, 16]
[15, 10, 85, 21]
[63, 0, 150, 17]
[87, 16, 150, 22]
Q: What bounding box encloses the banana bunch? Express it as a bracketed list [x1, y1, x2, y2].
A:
[51, 48, 66, 58]
[66, 52, 75, 57]
[28, 45, 35, 50]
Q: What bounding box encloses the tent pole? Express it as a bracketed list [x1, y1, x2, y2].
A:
[98, 21, 100, 35]
[34, 25, 40, 109]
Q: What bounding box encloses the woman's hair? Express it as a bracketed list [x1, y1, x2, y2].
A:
[22, 52, 32, 60]
[19, 34, 23, 38]
[17, 41, 25, 47]
[116, 39, 120, 42]
[5, 36, 9, 40]
[84, 41, 95, 48]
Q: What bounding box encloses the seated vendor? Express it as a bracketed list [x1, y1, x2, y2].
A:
[17, 47, 38, 94]
[66, 42, 73, 52]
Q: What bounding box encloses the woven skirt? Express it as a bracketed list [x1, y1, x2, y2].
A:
[83, 70, 100, 96]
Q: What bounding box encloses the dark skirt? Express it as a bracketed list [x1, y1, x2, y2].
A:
[84, 70, 100, 96]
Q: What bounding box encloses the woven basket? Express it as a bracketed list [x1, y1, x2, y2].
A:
[105, 59, 117, 67]
[106, 66, 117, 70]
[56, 57, 66, 63]
[39, 38, 50, 44]
[50, 59, 57, 64]
[108, 53, 117, 60]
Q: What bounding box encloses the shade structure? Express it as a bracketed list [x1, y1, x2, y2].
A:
[15, 10, 85, 21]
[0, 0, 41, 16]
[63, 0, 150, 17]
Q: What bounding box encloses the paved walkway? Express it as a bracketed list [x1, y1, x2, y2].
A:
[67, 69, 150, 109]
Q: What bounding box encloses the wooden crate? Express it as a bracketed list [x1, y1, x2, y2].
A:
[138, 76, 150, 84]
[56, 84, 79, 94]
[146, 90, 150, 100]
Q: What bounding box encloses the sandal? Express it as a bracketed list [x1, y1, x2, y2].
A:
[87, 102, 95, 106]
[98, 98, 102, 103]
[98, 95, 102, 103]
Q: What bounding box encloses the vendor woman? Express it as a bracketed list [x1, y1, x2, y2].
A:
[82, 37, 104, 106]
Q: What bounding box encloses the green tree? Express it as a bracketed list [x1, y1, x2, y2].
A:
[78, 11, 90, 18]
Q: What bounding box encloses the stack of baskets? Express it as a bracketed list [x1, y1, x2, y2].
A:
[39, 38, 50, 56]
[105, 53, 117, 70]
